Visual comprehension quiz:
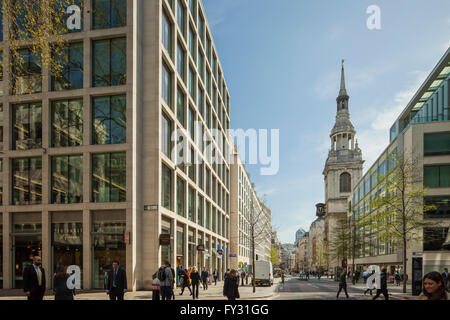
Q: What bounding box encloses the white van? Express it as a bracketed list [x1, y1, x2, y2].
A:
[254, 260, 273, 286]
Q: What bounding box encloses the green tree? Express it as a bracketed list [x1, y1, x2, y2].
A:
[328, 217, 351, 270]
[269, 244, 280, 266]
[361, 151, 437, 293]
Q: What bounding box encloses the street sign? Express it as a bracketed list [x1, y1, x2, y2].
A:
[144, 205, 158, 211]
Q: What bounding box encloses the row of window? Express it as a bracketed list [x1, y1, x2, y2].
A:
[0, 0, 127, 42]
[0, 95, 126, 151]
[4, 38, 126, 95]
[0, 152, 126, 206]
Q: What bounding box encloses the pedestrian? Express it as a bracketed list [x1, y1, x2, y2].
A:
[336, 267, 349, 299]
[23, 255, 46, 301]
[213, 269, 218, 285]
[372, 268, 389, 300]
[223, 269, 240, 300]
[179, 268, 193, 296]
[245, 272, 249, 285]
[281, 272, 285, 284]
[241, 270, 246, 286]
[201, 267, 209, 290]
[158, 261, 174, 300]
[151, 272, 161, 300]
[224, 268, 230, 280]
[395, 272, 401, 286]
[106, 260, 127, 300]
[418, 271, 448, 300]
[169, 263, 176, 300]
[441, 268, 449, 291]
[355, 270, 360, 283]
[190, 267, 201, 300]
[53, 266, 74, 300]
[364, 270, 375, 296]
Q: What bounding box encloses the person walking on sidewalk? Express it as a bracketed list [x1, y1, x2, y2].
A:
[151, 272, 161, 300]
[442, 268, 449, 291]
[336, 267, 349, 299]
[241, 271, 246, 286]
[213, 269, 218, 286]
[190, 267, 201, 300]
[179, 268, 192, 296]
[201, 267, 209, 290]
[372, 268, 389, 300]
[419, 272, 448, 300]
[53, 266, 74, 300]
[23, 255, 46, 301]
[364, 270, 376, 296]
[223, 269, 240, 300]
[106, 260, 127, 300]
[158, 261, 174, 300]
[224, 269, 230, 280]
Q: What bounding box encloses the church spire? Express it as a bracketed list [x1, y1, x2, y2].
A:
[339, 59, 348, 97]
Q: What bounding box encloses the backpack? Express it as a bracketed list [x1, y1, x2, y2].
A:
[157, 267, 167, 282]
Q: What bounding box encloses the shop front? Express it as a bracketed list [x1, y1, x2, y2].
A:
[51, 212, 83, 287]
[92, 211, 126, 289]
[12, 213, 42, 289]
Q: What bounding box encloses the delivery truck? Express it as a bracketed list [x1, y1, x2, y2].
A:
[254, 260, 273, 286]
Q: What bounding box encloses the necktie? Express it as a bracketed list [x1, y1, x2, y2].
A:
[36, 267, 42, 286]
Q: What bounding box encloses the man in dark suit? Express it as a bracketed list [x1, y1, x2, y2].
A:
[106, 260, 127, 300]
[23, 255, 46, 300]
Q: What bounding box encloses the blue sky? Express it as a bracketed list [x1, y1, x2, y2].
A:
[202, 0, 450, 244]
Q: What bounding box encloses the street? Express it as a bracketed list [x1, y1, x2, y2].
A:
[275, 276, 382, 300]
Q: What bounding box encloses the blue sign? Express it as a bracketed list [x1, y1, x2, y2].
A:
[230, 254, 237, 257]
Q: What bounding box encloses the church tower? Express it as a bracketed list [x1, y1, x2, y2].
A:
[323, 61, 364, 273]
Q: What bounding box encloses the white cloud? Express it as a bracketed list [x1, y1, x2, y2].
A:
[356, 70, 428, 172]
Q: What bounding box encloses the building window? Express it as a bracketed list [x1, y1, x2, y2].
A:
[424, 132, 450, 155]
[0, 105, 3, 149]
[424, 165, 450, 188]
[162, 62, 173, 108]
[177, 0, 186, 37]
[12, 157, 42, 205]
[189, 66, 196, 99]
[162, 10, 173, 58]
[93, 0, 126, 29]
[52, 99, 83, 147]
[188, 187, 195, 222]
[162, 163, 173, 210]
[13, 102, 42, 150]
[11, 48, 42, 95]
[177, 87, 186, 127]
[92, 95, 126, 145]
[189, 25, 196, 60]
[51, 155, 83, 204]
[177, 177, 185, 217]
[177, 42, 186, 82]
[52, 42, 83, 91]
[188, 106, 195, 141]
[423, 227, 449, 251]
[188, 147, 195, 182]
[197, 85, 204, 116]
[92, 152, 126, 202]
[162, 112, 173, 158]
[339, 172, 351, 193]
[93, 37, 126, 87]
[189, 0, 196, 24]
[197, 194, 203, 226]
[206, 202, 210, 230]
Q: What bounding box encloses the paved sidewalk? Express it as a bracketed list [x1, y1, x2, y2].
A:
[0, 278, 281, 301]
[346, 279, 416, 300]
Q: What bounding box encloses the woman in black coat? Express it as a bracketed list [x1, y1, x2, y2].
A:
[223, 269, 240, 300]
[190, 267, 201, 300]
[53, 266, 75, 300]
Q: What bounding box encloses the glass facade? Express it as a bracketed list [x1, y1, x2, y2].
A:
[93, 95, 126, 145]
[177, 87, 186, 127]
[13, 102, 42, 150]
[162, 10, 173, 57]
[176, 224, 185, 268]
[161, 218, 172, 265]
[52, 99, 83, 147]
[162, 62, 173, 108]
[52, 155, 83, 204]
[92, 220, 126, 289]
[423, 227, 450, 251]
[177, 177, 185, 217]
[11, 48, 42, 95]
[52, 42, 83, 91]
[162, 112, 172, 158]
[93, 38, 126, 87]
[12, 157, 42, 205]
[424, 132, 450, 155]
[93, 0, 127, 30]
[92, 152, 126, 202]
